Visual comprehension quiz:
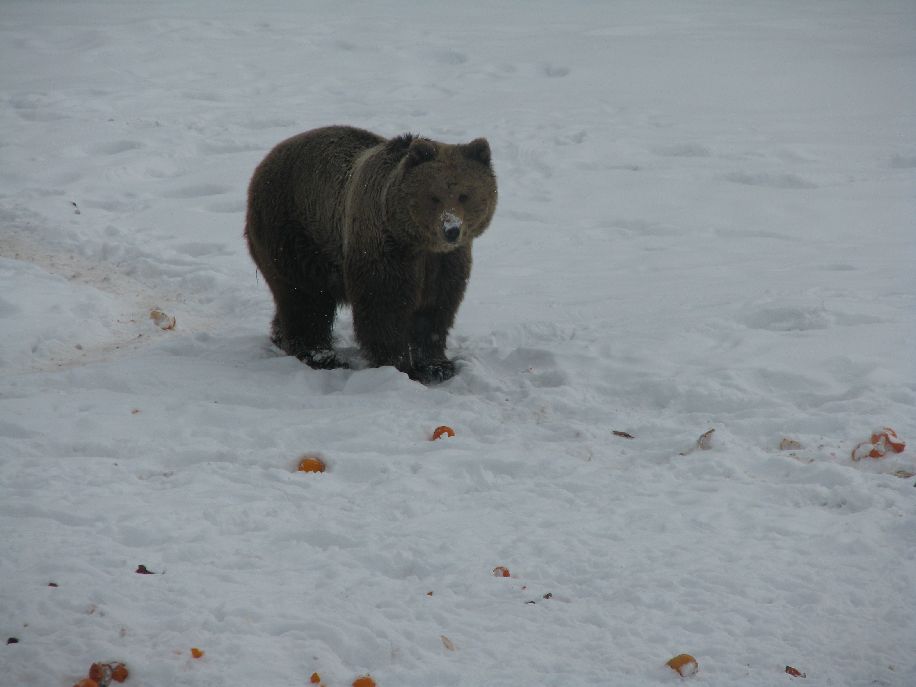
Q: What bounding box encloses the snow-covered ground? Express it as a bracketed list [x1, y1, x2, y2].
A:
[2, 2, 915, 685]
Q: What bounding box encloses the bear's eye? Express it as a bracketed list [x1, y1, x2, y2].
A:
[431, 195, 441, 205]
[458, 193, 469, 204]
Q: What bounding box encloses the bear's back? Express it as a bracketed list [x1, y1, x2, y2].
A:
[247, 126, 387, 256]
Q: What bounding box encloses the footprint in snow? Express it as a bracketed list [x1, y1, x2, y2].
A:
[206, 199, 245, 214]
[160, 183, 231, 199]
[171, 241, 233, 258]
[428, 48, 468, 65]
[501, 347, 569, 388]
[725, 171, 818, 189]
[741, 305, 831, 332]
[541, 63, 570, 78]
[653, 143, 711, 158]
[197, 141, 264, 155]
[86, 140, 143, 156]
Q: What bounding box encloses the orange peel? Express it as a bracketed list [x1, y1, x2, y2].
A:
[666, 653, 698, 677]
[431, 425, 455, 440]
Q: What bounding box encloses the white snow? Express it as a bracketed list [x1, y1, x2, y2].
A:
[2, 2, 915, 686]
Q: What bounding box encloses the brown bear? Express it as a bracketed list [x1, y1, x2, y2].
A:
[245, 126, 497, 384]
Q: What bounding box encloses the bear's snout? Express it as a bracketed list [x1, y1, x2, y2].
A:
[442, 210, 463, 243]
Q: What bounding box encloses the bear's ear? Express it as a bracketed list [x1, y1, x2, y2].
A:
[407, 138, 437, 167]
[463, 138, 491, 166]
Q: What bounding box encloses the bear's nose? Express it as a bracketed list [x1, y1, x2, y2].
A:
[442, 211, 462, 243]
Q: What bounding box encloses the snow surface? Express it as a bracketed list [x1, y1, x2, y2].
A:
[2, 1, 915, 686]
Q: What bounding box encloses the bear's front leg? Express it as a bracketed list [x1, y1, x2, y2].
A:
[347, 254, 419, 375]
[408, 247, 472, 384]
[408, 313, 456, 384]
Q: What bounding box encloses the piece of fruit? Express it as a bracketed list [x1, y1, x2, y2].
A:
[110, 663, 129, 683]
[73, 681, 99, 687]
[190, 647, 204, 659]
[431, 425, 455, 440]
[872, 427, 905, 453]
[852, 441, 883, 461]
[853, 427, 907, 461]
[297, 456, 327, 473]
[352, 676, 376, 687]
[310, 673, 322, 684]
[666, 654, 699, 677]
[492, 566, 511, 577]
[88, 663, 110, 683]
[785, 665, 806, 678]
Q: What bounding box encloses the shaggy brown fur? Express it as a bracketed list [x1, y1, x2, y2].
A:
[245, 125, 497, 383]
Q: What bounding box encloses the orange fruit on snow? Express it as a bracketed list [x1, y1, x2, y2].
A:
[310, 673, 322, 684]
[88, 664, 108, 682]
[431, 425, 455, 440]
[492, 566, 511, 577]
[297, 456, 327, 473]
[352, 676, 377, 687]
[89, 661, 128, 683]
[110, 664, 129, 683]
[190, 647, 205, 659]
[666, 653, 699, 677]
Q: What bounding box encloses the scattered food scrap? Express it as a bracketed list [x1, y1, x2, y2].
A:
[666, 653, 699, 677]
[852, 427, 906, 461]
[681, 429, 715, 455]
[71, 662, 129, 687]
[492, 566, 511, 577]
[785, 665, 806, 678]
[612, 430, 635, 439]
[149, 308, 176, 331]
[779, 438, 803, 451]
[431, 425, 455, 441]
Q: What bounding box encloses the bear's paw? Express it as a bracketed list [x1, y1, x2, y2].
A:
[409, 359, 456, 385]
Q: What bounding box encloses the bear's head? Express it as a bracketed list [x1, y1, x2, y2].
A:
[396, 136, 497, 253]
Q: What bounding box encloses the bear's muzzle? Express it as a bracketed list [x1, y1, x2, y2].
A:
[442, 210, 463, 243]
